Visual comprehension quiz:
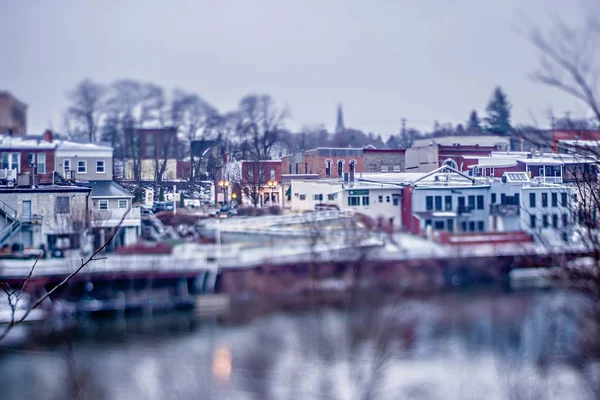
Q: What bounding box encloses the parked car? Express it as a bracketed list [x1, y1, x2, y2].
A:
[215, 205, 237, 218]
[152, 202, 175, 213]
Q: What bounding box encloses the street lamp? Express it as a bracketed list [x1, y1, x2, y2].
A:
[218, 180, 229, 205]
[267, 180, 277, 206]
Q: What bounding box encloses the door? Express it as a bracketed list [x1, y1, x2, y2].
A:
[22, 200, 31, 222]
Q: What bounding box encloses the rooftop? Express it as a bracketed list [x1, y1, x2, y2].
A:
[413, 135, 510, 148]
[88, 181, 134, 198]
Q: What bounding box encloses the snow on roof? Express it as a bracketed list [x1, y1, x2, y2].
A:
[55, 140, 112, 151]
[0, 135, 55, 150]
[413, 135, 510, 148]
[359, 172, 427, 185]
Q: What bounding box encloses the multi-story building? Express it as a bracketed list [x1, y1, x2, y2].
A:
[405, 142, 501, 173]
[55, 140, 113, 181]
[0, 131, 141, 253]
[221, 160, 283, 207]
[362, 147, 405, 173]
[123, 127, 188, 181]
[282, 147, 364, 179]
[0, 185, 91, 253]
[0, 91, 27, 135]
[0, 131, 56, 185]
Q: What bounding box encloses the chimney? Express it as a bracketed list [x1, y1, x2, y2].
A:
[43, 129, 53, 143]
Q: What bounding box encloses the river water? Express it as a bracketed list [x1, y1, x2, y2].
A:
[0, 289, 598, 400]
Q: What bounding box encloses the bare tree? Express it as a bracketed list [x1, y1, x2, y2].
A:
[529, 3, 600, 123]
[236, 94, 288, 160]
[67, 79, 107, 143]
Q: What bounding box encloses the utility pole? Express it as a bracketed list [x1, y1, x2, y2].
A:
[173, 184, 177, 215]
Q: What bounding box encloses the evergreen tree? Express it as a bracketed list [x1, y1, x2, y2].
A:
[467, 110, 482, 133]
[386, 135, 399, 149]
[484, 87, 512, 135]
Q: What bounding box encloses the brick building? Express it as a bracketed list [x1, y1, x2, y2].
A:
[122, 127, 189, 181]
[220, 160, 283, 207]
[0, 91, 27, 135]
[0, 130, 56, 184]
[363, 148, 405, 173]
[282, 147, 364, 179]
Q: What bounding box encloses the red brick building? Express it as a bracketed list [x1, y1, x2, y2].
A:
[0, 130, 56, 184]
[551, 129, 600, 153]
[220, 160, 283, 206]
[282, 147, 364, 179]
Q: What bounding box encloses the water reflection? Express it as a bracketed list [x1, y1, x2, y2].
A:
[0, 289, 598, 400]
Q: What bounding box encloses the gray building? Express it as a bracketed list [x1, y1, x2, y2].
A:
[55, 141, 113, 181]
[0, 185, 91, 253]
[88, 181, 140, 251]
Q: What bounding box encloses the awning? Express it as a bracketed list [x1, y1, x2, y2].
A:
[285, 186, 291, 196]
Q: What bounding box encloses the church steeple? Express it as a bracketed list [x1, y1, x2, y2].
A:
[335, 104, 345, 134]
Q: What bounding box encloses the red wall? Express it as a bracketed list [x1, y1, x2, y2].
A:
[552, 130, 600, 153]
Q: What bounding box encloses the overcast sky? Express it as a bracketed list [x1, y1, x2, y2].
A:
[0, 0, 590, 137]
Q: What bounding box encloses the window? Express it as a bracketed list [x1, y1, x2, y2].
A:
[530, 215, 536, 229]
[381, 165, 389, 173]
[392, 195, 400, 206]
[63, 159, 71, 177]
[552, 214, 558, 228]
[468, 195, 475, 210]
[362, 196, 370, 206]
[469, 221, 475, 232]
[393, 165, 401, 172]
[386, 196, 390, 203]
[337, 160, 344, 177]
[477, 221, 484, 232]
[542, 214, 549, 228]
[434, 220, 444, 230]
[28, 153, 34, 166]
[55, 197, 70, 214]
[78, 160, 87, 173]
[270, 169, 275, 181]
[447, 219, 454, 232]
[378, 195, 383, 203]
[1, 152, 19, 171]
[425, 219, 432, 227]
[542, 192, 548, 207]
[461, 221, 467, 232]
[426, 196, 433, 211]
[529, 193, 536, 208]
[434, 196, 442, 211]
[476, 195, 484, 210]
[561, 192, 567, 206]
[514, 194, 520, 205]
[491, 193, 497, 204]
[289, 164, 292, 174]
[299, 194, 306, 200]
[325, 160, 332, 176]
[551, 193, 557, 207]
[348, 196, 360, 206]
[118, 199, 128, 209]
[99, 200, 109, 210]
[36, 153, 46, 173]
[562, 213, 568, 227]
[490, 167, 495, 177]
[295, 164, 299, 174]
[443, 196, 452, 211]
[539, 167, 544, 176]
[304, 163, 308, 174]
[313, 194, 323, 201]
[327, 194, 336, 201]
[96, 160, 106, 173]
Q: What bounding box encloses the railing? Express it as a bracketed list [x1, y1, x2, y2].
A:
[0, 219, 21, 247]
[457, 205, 473, 215]
[0, 199, 17, 221]
[490, 204, 520, 217]
[0, 169, 17, 181]
[533, 176, 562, 184]
[92, 207, 142, 228]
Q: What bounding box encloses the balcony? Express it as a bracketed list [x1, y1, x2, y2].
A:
[533, 176, 562, 184]
[91, 207, 142, 228]
[457, 205, 473, 215]
[490, 204, 520, 217]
